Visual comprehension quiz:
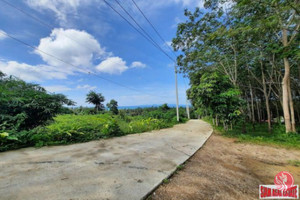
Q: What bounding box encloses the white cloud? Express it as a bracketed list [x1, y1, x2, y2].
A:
[26, 0, 91, 25]
[77, 84, 97, 91]
[36, 28, 106, 70]
[26, 0, 230, 26]
[0, 60, 73, 82]
[0, 30, 7, 40]
[96, 57, 129, 75]
[131, 61, 146, 69]
[44, 85, 72, 93]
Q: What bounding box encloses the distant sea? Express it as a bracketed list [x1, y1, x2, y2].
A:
[70, 104, 188, 109]
[118, 104, 187, 109]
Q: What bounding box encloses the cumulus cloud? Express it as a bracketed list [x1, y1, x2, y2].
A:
[77, 84, 97, 90]
[44, 85, 72, 93]
[0, 28, 146, 81]
[96, 57, 129, 75]
[131, 61, 146, 69]
[36, 28, 106, 69]
[0, 60, 73, 82]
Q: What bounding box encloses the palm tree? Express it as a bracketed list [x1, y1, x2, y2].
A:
[86, 91, 105, 111]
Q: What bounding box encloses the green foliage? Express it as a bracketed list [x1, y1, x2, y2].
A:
[86, 91, 105, 112]
[176, 164, 185, 171]
[0, 73, 75, 131]
[288, 160, 300, 167]
[160, 103, 170, 111]
[210, 119, 300, 149]
[172, 0, 300, 133]
[107, 99, 119, 115]
[0, 106, 188, 152]
[163, 179, 170, 184]
[187, 71, 244, 126]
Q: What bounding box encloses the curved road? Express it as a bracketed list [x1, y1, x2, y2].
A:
[0, 120, 212, 200]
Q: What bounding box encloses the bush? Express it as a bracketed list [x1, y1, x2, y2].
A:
[0, 106, 189, 152]
[0, 73, 75, 130]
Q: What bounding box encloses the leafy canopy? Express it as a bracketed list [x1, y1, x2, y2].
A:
[0, 72, 75, 130]
[86, 91, 105, 111]
[107, 99, 118, 115]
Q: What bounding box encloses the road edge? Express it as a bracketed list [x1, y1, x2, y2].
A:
[141, 120, 213, 200]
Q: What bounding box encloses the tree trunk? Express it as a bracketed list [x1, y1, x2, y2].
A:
[282, 29, 293, 133]
[265, 97, 272, 132]
[260, 60, 272, 132]
[288, 78, 296, 132]
[250, 84, 255, 123]
[246, 97, 251, 121]
[256, 98, 261, 123]
[275, 102, 280, 124]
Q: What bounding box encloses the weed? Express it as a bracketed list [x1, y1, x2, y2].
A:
[163, 178, 170, 184]
[288, 160, 300, 167]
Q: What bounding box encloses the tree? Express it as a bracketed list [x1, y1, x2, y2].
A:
[107, 99, 118, 115]
[172, 0, 299, 133]
[187, 71, 243, 130]
[230, 0, 299, 132]
[0, 72, 75, 130]
[86, 91, 105, 112]
[160, 103, 170, 111]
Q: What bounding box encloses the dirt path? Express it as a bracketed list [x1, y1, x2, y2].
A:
[0, 120, 212, 200]
[149, 134, 300, 200]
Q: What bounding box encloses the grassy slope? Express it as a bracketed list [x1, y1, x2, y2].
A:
[1, 111, 186, 152]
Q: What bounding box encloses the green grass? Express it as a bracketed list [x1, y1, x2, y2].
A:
[288, 160, 300, 167]
[203, 117, 300, 150]
[163, 178, 170, 184]
[0, 110, 185, 152]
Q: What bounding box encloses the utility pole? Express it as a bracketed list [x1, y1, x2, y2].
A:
[186, 99, 190, 119]
[175, 66, 179, 122]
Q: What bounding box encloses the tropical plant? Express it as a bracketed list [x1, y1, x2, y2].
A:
[0, 72, 75, 130]
[86, 91, 105, 112]
[107, 99, 119, 114]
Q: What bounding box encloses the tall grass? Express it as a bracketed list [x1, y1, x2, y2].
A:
[0, 108, 188, 152]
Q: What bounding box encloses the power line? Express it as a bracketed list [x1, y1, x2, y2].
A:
[0, 0, 164, 84]
[102, 0, 182, 120]
[130, 0, 177, 58]
[0, 1, 180, 101]
[114, 0, 176, 62]
[103, 0, 176, 63]
[0, 31, 169, 98]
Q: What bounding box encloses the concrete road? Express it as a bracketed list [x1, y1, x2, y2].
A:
[0, 120, 212, 200]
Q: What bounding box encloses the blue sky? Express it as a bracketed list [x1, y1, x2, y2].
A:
[0, 0, 204, 106]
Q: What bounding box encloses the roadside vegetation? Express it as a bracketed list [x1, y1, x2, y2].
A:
[0, 73, 188, 152]
[204, 117, 300, 149]
[171, 0, 299, 148]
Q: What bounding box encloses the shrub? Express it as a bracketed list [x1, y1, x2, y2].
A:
[0, 73, 75, 130]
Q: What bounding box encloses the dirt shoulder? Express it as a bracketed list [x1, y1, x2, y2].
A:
[149, 134, 300, 200]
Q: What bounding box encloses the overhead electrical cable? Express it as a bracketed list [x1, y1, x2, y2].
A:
[130, 0, 177, 58]
[0, 0, 101, 55]
[0, 0, 160, 80]
[0, 31, 169, 98]
[103, 0, 176, 63]
[114, 0, 176, 61]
